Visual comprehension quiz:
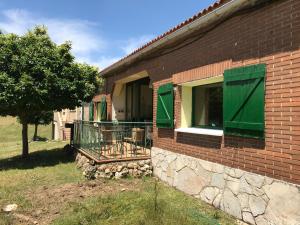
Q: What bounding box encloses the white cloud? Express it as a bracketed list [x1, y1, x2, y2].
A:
[121, 35, 154, 55]
[0, 9, 106, 57]
[76, 56, 121, 70]
[0, 9, 155, 70]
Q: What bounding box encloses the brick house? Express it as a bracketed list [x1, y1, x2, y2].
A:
[94, 0, 300, 224]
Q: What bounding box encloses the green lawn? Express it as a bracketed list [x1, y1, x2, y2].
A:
[0, 116, 53, 153]
[0, 117, 237, 225]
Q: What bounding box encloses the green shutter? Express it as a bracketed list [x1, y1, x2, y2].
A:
[156, 83, 174, 128]
[100, 97, 107, 121]
[89, 102, 94, 121]
[223, 64, 266, 139]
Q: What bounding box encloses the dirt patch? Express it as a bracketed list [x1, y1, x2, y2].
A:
[11, 179, 143, 225]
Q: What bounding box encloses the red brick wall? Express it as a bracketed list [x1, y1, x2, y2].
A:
[102, 0, 300, 184]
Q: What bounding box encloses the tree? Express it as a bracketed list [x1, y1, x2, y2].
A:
[0, 26, 99, 158]
[27, 111, 53, 141]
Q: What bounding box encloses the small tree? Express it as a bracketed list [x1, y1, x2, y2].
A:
[0, 26, 99, 158]
[27, 111, 53, 141]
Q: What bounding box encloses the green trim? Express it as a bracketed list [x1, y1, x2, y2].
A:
[193, 125, 223, 130]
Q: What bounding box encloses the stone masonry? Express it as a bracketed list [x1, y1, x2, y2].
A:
[152, 147, 300, 225]
[75, 152, 152, 179]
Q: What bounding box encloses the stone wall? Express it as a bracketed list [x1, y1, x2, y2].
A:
[152, 147, 300, 225]
[75, 152, 152, 179]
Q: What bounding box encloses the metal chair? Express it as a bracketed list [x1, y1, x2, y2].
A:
[124, 128, 145, 156]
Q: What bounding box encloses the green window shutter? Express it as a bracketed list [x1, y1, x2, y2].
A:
[156, 83, 174, 128]
[223, 64, 266, 139]
[89, 102, 94, 121]
[100, 97, 107, 121]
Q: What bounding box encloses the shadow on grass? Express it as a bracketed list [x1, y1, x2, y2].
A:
[30, 136, 48, 142]
[0, 146, 75, 171]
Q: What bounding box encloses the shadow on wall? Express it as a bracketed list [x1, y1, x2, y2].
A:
[223, 135, 265, 150]
[157, 128, 175, 139]
[176, 132, 222, 149]
[175, 132, 265, 150]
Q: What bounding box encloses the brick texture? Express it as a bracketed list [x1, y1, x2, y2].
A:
[97, 0, 300, 184]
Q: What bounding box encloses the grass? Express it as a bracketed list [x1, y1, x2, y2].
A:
[0, 117, 82, 224]
[0, 117, 237, 225]
[52, 179, 235, 225]
[0, 116, 53, 152]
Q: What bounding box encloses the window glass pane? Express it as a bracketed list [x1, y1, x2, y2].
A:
[192, 83, 223, 129]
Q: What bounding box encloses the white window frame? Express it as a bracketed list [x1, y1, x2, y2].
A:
[176, 75, 224, 136]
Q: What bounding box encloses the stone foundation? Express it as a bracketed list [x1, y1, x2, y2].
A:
[75, 152, 152, 179]
[152, 147, 300, 225]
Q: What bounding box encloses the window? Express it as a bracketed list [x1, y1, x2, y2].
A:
[177, 64, 265, 138]
[192, 83, 223, 129]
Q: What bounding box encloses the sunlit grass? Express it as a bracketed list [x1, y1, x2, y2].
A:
[0, 117, 237, 225]
[0, 116, 53, 149]
[52, 178, 236, 225]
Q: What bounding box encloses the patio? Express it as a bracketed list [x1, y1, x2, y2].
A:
[73, 121, 152, 162]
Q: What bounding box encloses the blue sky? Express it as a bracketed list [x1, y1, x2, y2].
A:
[0, 0, 216, 69]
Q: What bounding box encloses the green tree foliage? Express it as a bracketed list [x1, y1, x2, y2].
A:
[0, 26, 99, 157]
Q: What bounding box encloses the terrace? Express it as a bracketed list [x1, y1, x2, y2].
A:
[73, 120, 152, 163]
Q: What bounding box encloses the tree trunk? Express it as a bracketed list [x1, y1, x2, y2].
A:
[33, 123, 38, 141]
[22, 122, 29, 158]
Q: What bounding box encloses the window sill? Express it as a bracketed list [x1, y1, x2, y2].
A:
[175, 127, 223, 136]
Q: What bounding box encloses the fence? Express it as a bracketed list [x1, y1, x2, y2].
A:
[73, 121, 153, 162]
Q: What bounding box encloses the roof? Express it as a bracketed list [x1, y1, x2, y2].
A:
[100, 0, 260, 77]
[124, 1, 230, 55]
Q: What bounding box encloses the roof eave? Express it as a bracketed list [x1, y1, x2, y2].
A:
[100, 0, 259, 78]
